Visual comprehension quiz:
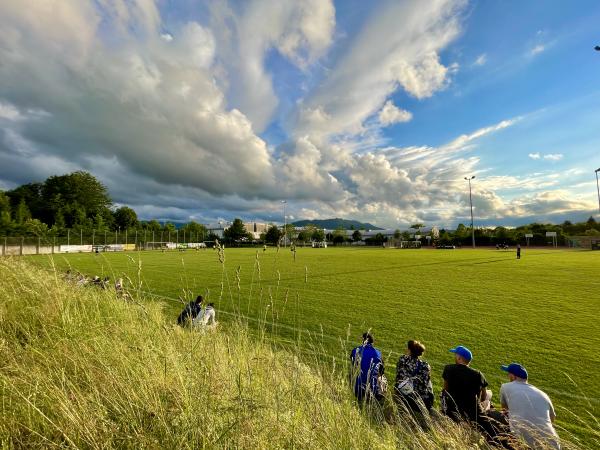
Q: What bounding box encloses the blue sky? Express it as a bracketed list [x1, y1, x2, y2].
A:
[0, 0, 599, 227]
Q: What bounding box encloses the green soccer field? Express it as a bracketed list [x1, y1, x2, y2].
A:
[30, 247, 600, 446]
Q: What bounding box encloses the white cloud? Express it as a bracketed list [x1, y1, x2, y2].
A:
[0, 1, 277, 200]
[295, 0, 466, 141]
[473, 53, 487, 66]
[378, 101, 413, 126]
[529, 152, 563, 161]
[0, 102, 21, 121]
[0, 1, 590, 228]
[530, 44, 545, 55]
[543, 153, 563, 161]
[208, 0, 336, 132]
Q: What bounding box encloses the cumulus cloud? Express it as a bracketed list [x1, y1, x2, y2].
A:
[295, 0, 465, 141]
[378, 101, 413, 125]
[529, 152, 541, 160]
[0, 0, 278, 201]
[0, 0, 589, 227]
[208, 0, 335, 132]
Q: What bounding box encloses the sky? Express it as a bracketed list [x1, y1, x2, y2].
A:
[1, 0, 599, 228]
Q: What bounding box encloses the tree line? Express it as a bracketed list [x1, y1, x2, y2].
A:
[1, 171, 598, 246]
[0, 172, 209, 240]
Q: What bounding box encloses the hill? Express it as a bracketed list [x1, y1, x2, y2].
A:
[0, 257, 486, 449]
[292, 218, 383, 230]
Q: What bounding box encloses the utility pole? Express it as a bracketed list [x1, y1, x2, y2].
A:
[595, 168, 600, 215]
[464, 176, 476, 248]
[281, 200, 287, 248]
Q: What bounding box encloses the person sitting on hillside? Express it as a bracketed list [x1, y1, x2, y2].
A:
[441, 345, 502, 443]
[394, 340, 434, 415]
[350, 332, 385, 404]
[177, 295, 203, 327]
[499, 363, 560, 449]
[194, 302, 217, 329]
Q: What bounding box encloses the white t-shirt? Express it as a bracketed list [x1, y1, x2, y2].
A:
[500, 381, 560, 449]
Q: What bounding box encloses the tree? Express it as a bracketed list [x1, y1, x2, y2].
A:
[264, 224, 282, 245]
[14, 199, 31, 225]
[393, 229, 401, 240]
[410, 223, 424, 236]
[113, 206, 138, 230]
[183, 221, 208, 241]
[297, 229, 311, 242]
[163, 222, 176, 234]
[6, 183, 44, 220]
[223, 218, 250, 242]
[41, 172, 111, 224]
[24, 218, 48, 236]
[0, 191, 13, 231]
[283, 223, 295, 244]
[332, 227, 346, 245]
[311, 228, 325, 242]
[143, 220, 162, 232]
[352, 230, 363, 242]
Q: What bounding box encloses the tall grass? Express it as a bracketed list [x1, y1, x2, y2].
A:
[0, 256, 575, 449]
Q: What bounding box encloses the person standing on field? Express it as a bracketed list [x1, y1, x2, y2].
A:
[516, 244, 521, 259]
[499, 363, 560, 449]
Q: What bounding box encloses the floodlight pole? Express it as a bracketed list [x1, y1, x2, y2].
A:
[464, 176, 476, 248]
[595, 168, 600, 215]
[282, 200, 287, 248]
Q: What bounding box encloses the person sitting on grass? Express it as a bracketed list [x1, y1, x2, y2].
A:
[441, 345, 503, 444]
[194, 302, 217, 329]
[394, 340, 434, 415]
[350, 332, 385, 404]
[499, 363, 560, 449]
[177, 295, 203, 327]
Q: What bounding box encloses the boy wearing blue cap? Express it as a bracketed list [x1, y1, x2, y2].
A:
[500, 363, 560, 449]
[442, 345, 506, 444]
[442, 345, 489, 422]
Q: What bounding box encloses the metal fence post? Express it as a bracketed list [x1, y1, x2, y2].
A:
[20, 236, 24, 256]
[37, 236, 40, 254]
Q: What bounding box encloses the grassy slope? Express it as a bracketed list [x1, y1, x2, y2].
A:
[29, 247, 600, 447]
[0, 257, 492, 449]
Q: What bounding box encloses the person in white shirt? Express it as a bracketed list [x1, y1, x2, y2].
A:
[499, 363, 560, 449]
[193, 302, 217, 329]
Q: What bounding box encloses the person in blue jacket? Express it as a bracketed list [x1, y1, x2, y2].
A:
[350, 332, 385, 403]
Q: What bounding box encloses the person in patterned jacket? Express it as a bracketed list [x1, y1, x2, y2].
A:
[394, 340, 434, 414]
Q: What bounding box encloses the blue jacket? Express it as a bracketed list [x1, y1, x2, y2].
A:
[351, 344, 383, 400]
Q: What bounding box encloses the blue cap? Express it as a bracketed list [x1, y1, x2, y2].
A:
[449, 345, 472, 361]
[501, 363, 528, 379]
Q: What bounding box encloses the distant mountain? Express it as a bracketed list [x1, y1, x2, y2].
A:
[291, 218, 383, 230]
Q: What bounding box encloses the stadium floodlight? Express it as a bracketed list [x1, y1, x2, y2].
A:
[595, 168, 600, 215]
[281, 200, 287, 248]
[464, 176, 476, 248]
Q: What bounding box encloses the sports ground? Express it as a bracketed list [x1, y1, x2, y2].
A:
[32, 247, 599, 446]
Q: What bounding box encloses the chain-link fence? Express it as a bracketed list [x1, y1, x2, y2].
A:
[1, 229, 209, 256]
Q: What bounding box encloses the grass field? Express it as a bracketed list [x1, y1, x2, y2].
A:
[31, 246, 600, 447]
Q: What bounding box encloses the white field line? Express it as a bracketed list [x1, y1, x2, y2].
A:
[139, 289, 599, 405]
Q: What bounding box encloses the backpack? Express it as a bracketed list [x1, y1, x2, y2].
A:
[396, 360, 422, 396]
